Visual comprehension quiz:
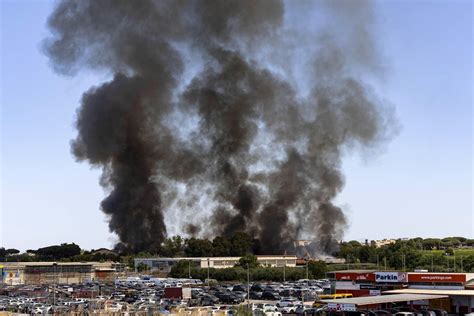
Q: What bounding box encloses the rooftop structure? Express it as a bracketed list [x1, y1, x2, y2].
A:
[0, 261, 122, 285]
[322, 293, 448, 306]
[134, 255, 297, 272]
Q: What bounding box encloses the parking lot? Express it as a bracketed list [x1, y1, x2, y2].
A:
[0, 277, 453, 315]
[0, 277, 329, 314]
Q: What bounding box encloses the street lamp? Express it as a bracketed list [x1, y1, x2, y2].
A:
[301, 259, 309, 305]
[306, 261, 309, 280]
[52, 263, 57, 308]
[246, 263, 250, 310]
[207, 258, 210, 287]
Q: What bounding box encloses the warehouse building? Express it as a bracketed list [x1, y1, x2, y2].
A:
[0, 261, 122, 285]
[321, 293, 448, 313]
[134, 255, 297, 273]
[385, 289, 474, 314]
[327, 270, 474, 313]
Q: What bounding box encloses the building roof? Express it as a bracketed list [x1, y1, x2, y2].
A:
[330, 270, 377, 273]
[2, 261, 117, 268]
[135, 255, 297, 261]
[3, 262, 93, 267]
[384, 289, 474, 296]
[321, 294, 448, 306]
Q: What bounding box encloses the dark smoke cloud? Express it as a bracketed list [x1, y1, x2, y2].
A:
[44, 0, 396, 254]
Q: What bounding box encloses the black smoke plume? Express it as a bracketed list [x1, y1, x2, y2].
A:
[44, 0, 396, 254]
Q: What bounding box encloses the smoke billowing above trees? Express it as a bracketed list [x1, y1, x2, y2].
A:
[44, 0, 397, 254]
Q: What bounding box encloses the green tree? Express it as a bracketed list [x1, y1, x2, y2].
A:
[453, 237, 467, 244]
[336, 241, 362, 263]
[136, 262, 149, 272]
[161, 236, 185, 257]
[359, 246, 376, 263]
[121, 255, 135, 268]
[442, 237, 461, 248]
[445, 248, 454, 256]
[422, 238, 441, 250]
[236, 254, 259, 268]
[466, 239, 474, 247]
[212, 236, 231, 256]
[462, 255, 474, 272]
[229, 233, 254, 256]
[185, 238, 213, 257]
[6, 249, 20, 255]
[35, 243, 81, 260]
[308, 261, 327, 279]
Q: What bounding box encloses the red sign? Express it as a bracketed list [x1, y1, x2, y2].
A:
[335, 272, 376, 282]
[408, 273, 466, 283]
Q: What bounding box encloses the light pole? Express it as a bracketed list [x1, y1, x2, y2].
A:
[53, 263, 57, 308]
[306, 260, 310, 306]
[402, 254, 406, 272]
[306, 261, 309, 280]
[283, 256, 286, 283]
[207, 258, 210, 287]
[188, 260, 191, 279]
[246, 263, 250, 310]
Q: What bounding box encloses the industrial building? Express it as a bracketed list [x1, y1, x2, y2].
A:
[327, 270, 474, 313]
[134, 255, 297, 273]
[321, 293, 448, 312]
[0, 261, 123, 285]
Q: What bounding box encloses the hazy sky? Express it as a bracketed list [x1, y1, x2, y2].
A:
[1, 0, 472, 251]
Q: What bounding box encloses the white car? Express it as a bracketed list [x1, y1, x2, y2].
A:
[279, 303, 300, 314]
[395, 312, 422, 316]
[253, 303, 278, 312]
[276, 298, 299, 307]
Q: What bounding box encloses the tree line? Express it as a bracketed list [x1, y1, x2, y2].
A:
[335, 237, 474, 272]
[3, 236, 474, 273]
[0, 233, 257, 264]
[0, 243, 118, 262]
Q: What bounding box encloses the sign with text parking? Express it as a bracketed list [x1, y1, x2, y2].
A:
[375, 272, 408, 283]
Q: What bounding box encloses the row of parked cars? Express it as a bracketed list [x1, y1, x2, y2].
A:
[0, 278, 329, 314]
[0, 278, 451, 316]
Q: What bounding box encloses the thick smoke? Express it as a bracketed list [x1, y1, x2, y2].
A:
[44, 0, 396, 254]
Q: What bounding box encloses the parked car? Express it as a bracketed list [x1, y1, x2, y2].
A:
[428, 310, 447, 316]
[279, 303, 301, 314]
[262, 291, 280, 300]
[395, 312, 417, 316]
[277, 298, 299, 307]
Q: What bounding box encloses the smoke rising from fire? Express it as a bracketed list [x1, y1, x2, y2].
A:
[44, 0, 396, 254]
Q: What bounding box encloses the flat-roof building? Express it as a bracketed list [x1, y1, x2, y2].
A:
[326, 270, 474, 313]
[134, 255, 297, 273]
[0, 261, 121, 285]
